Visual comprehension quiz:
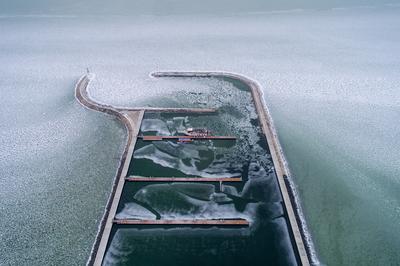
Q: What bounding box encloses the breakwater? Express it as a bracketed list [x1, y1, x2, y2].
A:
[75, 71, 314, 265]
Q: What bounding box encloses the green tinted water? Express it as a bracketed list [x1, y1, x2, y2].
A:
[103, 78, 301, 265]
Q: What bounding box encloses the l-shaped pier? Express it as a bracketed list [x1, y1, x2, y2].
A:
[75, 71, 312, 266]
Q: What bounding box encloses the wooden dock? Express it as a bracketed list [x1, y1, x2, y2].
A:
[140, 135, 237, 141]
[126, 176, 242, 182]
[117, 107, 217, 113]
[113, 219, 249, 226]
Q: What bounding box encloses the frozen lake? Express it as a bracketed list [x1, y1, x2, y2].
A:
[0, 4, 399, 265]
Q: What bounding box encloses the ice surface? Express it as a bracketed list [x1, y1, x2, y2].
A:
[134, 141, 243, 177]
[132, 183, 258, 221]
[0, 5, 400, 265]
[115, 202, 157, 220]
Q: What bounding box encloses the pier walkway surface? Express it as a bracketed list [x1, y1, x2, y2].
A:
[126, 176, 242, 182]
[75, 72, 311, 266]
[139, 135, 237, 140]
[113, 219, 250, 225]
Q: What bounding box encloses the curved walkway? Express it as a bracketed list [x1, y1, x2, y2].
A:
[75, 75, 144, 266]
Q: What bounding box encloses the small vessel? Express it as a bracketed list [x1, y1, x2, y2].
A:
[178, 138, 193, 143]
[184, 127, 212, 137]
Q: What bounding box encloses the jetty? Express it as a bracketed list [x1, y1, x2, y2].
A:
[125, 176, 242, 182]
[113, 219, 249, 226]
[139, 135, 236, 141]
[75, 71, 312, 266]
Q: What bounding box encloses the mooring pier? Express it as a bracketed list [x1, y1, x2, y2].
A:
[113, 219, 250, 225]
[76, 71, 312, 266]
[139, 135, 237, 141]
[125, 176, 242, 182]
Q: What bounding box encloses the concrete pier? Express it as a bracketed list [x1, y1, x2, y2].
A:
[75, 76, 145, 266]
[126, 176, 242, 182]
[113, 219, 249, 226]
[75, 79, 216, 115]
[119, 107, 217, 113]
[140, 135, 237, 140]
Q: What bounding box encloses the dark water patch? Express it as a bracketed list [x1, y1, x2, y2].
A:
[129, 158, 191, 177]
[104, 76, 300, 265]
[104, 217, 297, 266]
